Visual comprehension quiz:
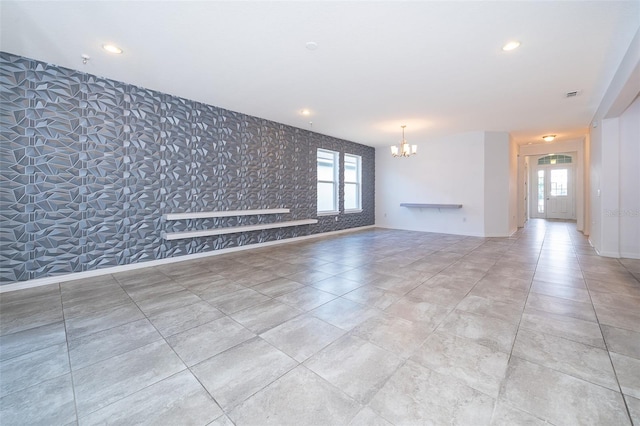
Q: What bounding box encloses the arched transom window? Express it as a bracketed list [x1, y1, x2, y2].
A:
[538, 154, 572, 165]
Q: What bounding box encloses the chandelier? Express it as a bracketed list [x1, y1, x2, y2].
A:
[390, 125, 417, 157]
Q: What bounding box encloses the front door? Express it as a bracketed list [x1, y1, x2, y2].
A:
[531, 155, 575, 220]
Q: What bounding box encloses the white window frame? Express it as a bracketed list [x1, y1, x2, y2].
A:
[344, 153, 362, 213]
[317, 148, 339, 215]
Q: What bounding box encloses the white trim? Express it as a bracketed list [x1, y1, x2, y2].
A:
[162, 219, 318, 240]
[344, 209, 363, 214]
[0, 225, 375, 293]
[163, 208, 290, 220]
[317, 211, 339, 217]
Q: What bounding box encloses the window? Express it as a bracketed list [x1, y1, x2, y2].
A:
[550, 169, 568, 196]
[317, 149, 339, 213]
[344, 154, 362, 211]
[538, 154, 572, 165]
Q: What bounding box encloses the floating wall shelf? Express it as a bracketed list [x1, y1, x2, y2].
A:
[163, 208, 290, 221]
[400, 203, 463, 209]
[162, 219, 318, 240]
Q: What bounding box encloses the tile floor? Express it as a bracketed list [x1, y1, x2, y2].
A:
[1, 219, 639, 425]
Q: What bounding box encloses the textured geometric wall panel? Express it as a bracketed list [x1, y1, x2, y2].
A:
[0, 51, 375, 283]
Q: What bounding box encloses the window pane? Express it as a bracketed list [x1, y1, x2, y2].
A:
[345, 183, 358, 210]
[345, 156, 357, 182]
[317, 160, 334, 181]
[537, 170, 545, 213]
[550, 169, 568, 196]
[318, 182, 336, 211]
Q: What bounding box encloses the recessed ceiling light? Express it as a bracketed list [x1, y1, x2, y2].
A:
[543, 135, 556, 142]
[300, 109, 311, 116]
[502, 41, 521, 51]
[305, 42, 318, 51]
[102, 44, 123, 54]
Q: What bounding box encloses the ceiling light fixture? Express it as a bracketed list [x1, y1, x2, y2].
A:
[543, 135, 556, 142]
[391, 125, 417, 158]
[300, 109, 311, 116]
[305, 42, 318, 51]
[502, 41, 521, 51]
[102, 44, 123, 54]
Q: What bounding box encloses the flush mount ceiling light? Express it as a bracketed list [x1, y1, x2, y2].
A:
[305, 42, 318, 51]
[102, 44, 123, 54]
[502, 41, 521, 51]
[391, 125, 417, 158]
[543, 135, 556, 142]
[300, 109, 311, 116]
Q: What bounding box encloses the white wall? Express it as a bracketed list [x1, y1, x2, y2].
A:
[589, 28, 640, 258]
[484, 132, 516, 237]
[375, 131, 486, 236]
[618, 97, 640, 258]
[376, 130, 516, 237]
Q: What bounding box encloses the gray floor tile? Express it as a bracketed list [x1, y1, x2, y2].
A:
[135, 289, 202, 317]
[251, 277, 305, 297]
[0, 302, 63, 336]
[207, 288, 271, 314]
[209, 414, 236, 426]
[0, 321, 66, 361]
[348, 407, 393, 426]
[490, 399, 549, 425]
[436, 309, 518, 353]
[148, 300, 224, 337]
[260, 315, 345, 362]
[626, 395, 640, 425]
[602, 325, 640, 359]
[501, 356, 630, 426]
[73, 340, 185, 417]
[351, 312, 431, 358]
[520, 308, 605, 349]
[590, 289, 640, 312]
[64, 301, 145, 340]
[525, 292, 597, 322]
[79, 370, 221, 426]
[512, 328, 618, 390]
[369, 360, 495, 426]
[384, 296, 451, 330]
[0, 283, 60, 305]
[593, 304, 640, 332]
[230, 299, 303, 334]
[309, 297, 379, 331]
[343, 284, 404, 310]
[192, 337, 297, 410]
[227, 366, 361, 426]
[305, 334, 402, 403]
[456, 295, 523, 324]
[68, 318, 161, 369]
[166, 316, 255, 366]
[407, 283, 469, 308]
[530, 280, 591, 303]
[123, 281, 185, 302]
[62, 291, 132, 319]
[309, 275, 365, 296]
[610, 352, 640, 399]
[0, 373, 76, 426]
[411, 331, 509, 398]
[0, 342, 70, 398]
[275, 286, 337, 311]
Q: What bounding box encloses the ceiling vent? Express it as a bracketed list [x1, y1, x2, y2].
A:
[566, 91, 579, 98]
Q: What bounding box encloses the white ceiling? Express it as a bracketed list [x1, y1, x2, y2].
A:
[1, 1, 639, 148]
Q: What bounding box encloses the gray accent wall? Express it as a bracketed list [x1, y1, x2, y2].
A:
[0, 52, 375, 283]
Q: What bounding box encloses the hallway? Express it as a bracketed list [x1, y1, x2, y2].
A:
[1, 220, 639, 425]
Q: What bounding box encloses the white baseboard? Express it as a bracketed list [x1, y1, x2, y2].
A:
[0, 225, 375, 293]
